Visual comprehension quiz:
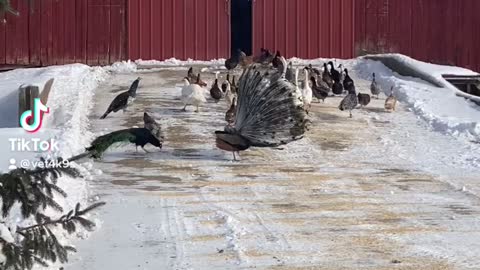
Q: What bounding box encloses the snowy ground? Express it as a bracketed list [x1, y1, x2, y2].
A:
[61, 59, 480, 270]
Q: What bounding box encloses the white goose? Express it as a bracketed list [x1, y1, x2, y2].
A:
[181, 77, 207, 112]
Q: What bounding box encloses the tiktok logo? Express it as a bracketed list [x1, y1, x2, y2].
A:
[19, 98, 49, 133]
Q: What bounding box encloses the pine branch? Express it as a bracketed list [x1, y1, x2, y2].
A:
[0, 158, 80, 219]
[1, 202, 105, 269]
[18, 202, 106, 233]
[1, 238, 48, 270]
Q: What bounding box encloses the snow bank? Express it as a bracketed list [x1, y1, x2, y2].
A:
[355, 58, 480, 142]
[136, 58, 225, 67]
[365, 53, 480, 103]
[0, 64, 108, 268]
[132, 57, 348, 70]
[105, 60, 138, 74]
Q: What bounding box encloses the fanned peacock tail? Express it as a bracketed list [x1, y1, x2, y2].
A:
[230, 63, 309, 147]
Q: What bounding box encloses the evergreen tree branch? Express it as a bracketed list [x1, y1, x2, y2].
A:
[0, 159, 80, 219]
[18, 202, 106, 232]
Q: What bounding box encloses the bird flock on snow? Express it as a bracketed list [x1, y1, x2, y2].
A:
[69, 48, 397, 162]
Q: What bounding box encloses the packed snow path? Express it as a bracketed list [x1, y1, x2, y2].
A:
[70, 67, 480, 270]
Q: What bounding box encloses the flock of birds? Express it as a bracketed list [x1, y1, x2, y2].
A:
[69, 48, 398, 162]
[183, 48, 398, 119]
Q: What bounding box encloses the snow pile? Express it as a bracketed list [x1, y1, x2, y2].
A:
[355, 58, 480, 142]
[365, 53, 480, 103]
[0, 64, 109, 268]
[136, 58, 225, 68]
[105, 60, 138, 74]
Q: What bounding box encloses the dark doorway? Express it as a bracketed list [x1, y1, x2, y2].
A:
[231, 0, 252, 56]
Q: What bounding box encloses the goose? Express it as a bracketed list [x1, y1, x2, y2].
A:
[181, 78, 207, 112]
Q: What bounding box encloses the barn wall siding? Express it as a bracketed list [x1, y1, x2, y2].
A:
[0, 0, 479, 72]
[127, 0, 231, 61]
[355, 0, 480, 71]
[252, 0, 356, 59]
[0, 0, 126, 66]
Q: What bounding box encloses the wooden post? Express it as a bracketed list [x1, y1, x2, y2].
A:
[18, 85, 40, 126]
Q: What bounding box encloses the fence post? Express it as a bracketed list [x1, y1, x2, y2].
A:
[18, 85, 40, 126]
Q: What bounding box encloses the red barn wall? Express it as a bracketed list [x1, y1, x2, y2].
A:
[127, 0, 231, 61]
[0, 0, 126, 66]
[355, 0, 480, 71]
[252, 0, 356, 59]
[0, 0, 479, 72]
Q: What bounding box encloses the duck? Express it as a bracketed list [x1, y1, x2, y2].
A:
[253, 47, 267, 63]
[306, 64, 322, 77]
[225, 97, 237, 125]
[225, 49, 242, 71]
[310, 76, 329, 103]
[384, 86, 397, 112]
[194, 73, 207, 87]
[343, 68, 354, 91]
[339, 85, 358, 118]
[322, 63, 334, 88]
[239, 50, 253, 68]
[187, 67, 196, 82]
[285, 62, 295, 84]
[299, 68, 312, 109]
[272, 51, 283, 68]
[338, 64, 346, 84]
[231, 76, 238, 94]
[210, 78, 223, 102]
[370, 73, 381, 99]
[187, 68, 207, 87]
[221, 74, 230, 93]
[332, 81, 343, 95]
[224, 80, 235, 108]
[181, 78, 207, 112]
[357, 93, 371, 107]
[328, 61, 341, 83]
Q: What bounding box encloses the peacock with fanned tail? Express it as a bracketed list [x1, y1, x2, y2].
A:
[215, 56, 309, 160]
[70, 112, 164, 161]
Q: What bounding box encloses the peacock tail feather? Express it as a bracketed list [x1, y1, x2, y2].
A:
[231, 64, 308, 147]
[86, 129, 136, 158]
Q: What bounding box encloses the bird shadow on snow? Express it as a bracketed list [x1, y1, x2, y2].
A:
[97, 147, 228, 163]
[362, 107, 390, 114]
[156, 148, 227, 161]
